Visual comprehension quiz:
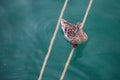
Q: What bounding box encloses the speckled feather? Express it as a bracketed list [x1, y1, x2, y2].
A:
[61, 19, 88, 48]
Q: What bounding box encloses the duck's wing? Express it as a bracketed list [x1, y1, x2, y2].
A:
[61, 19, 75, 27]
[76, 22, 82, 28]
[74, 22, 82, 33]
[61, 19, 76, 35]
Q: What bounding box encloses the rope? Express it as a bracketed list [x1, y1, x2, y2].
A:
[38, 0, 69, 80]
[60, 48, 75, 80]
[59, 0, 93, 80]
[81, 0, 93, 28]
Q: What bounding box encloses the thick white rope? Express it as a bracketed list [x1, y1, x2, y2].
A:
[81, 0, 93, 28]
[59, 0, 93, 80]
[60, 48, 75, 80]
[38, 0, 69, 80]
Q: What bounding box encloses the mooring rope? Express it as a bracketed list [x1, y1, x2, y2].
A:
[81, 0, 93, 29]
[60, 0, 93, 80]
[60, 48, 75, 80]
[38, 0, 69, 80]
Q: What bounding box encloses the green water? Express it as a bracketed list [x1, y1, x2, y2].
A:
[0, 0, 120, 80]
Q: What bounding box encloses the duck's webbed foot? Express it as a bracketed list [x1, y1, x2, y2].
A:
[72, 44, 78, 48]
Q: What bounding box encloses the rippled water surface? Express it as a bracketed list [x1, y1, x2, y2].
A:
[0, 0, 120, 80]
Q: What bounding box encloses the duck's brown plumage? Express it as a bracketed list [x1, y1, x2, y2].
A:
[61, 19, 88, 48]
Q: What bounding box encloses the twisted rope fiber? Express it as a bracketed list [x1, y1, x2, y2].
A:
[60, 0, 93, 80]
[38, 0, 69, 80]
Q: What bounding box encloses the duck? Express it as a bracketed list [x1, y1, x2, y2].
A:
[61, 19, 88, 48]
